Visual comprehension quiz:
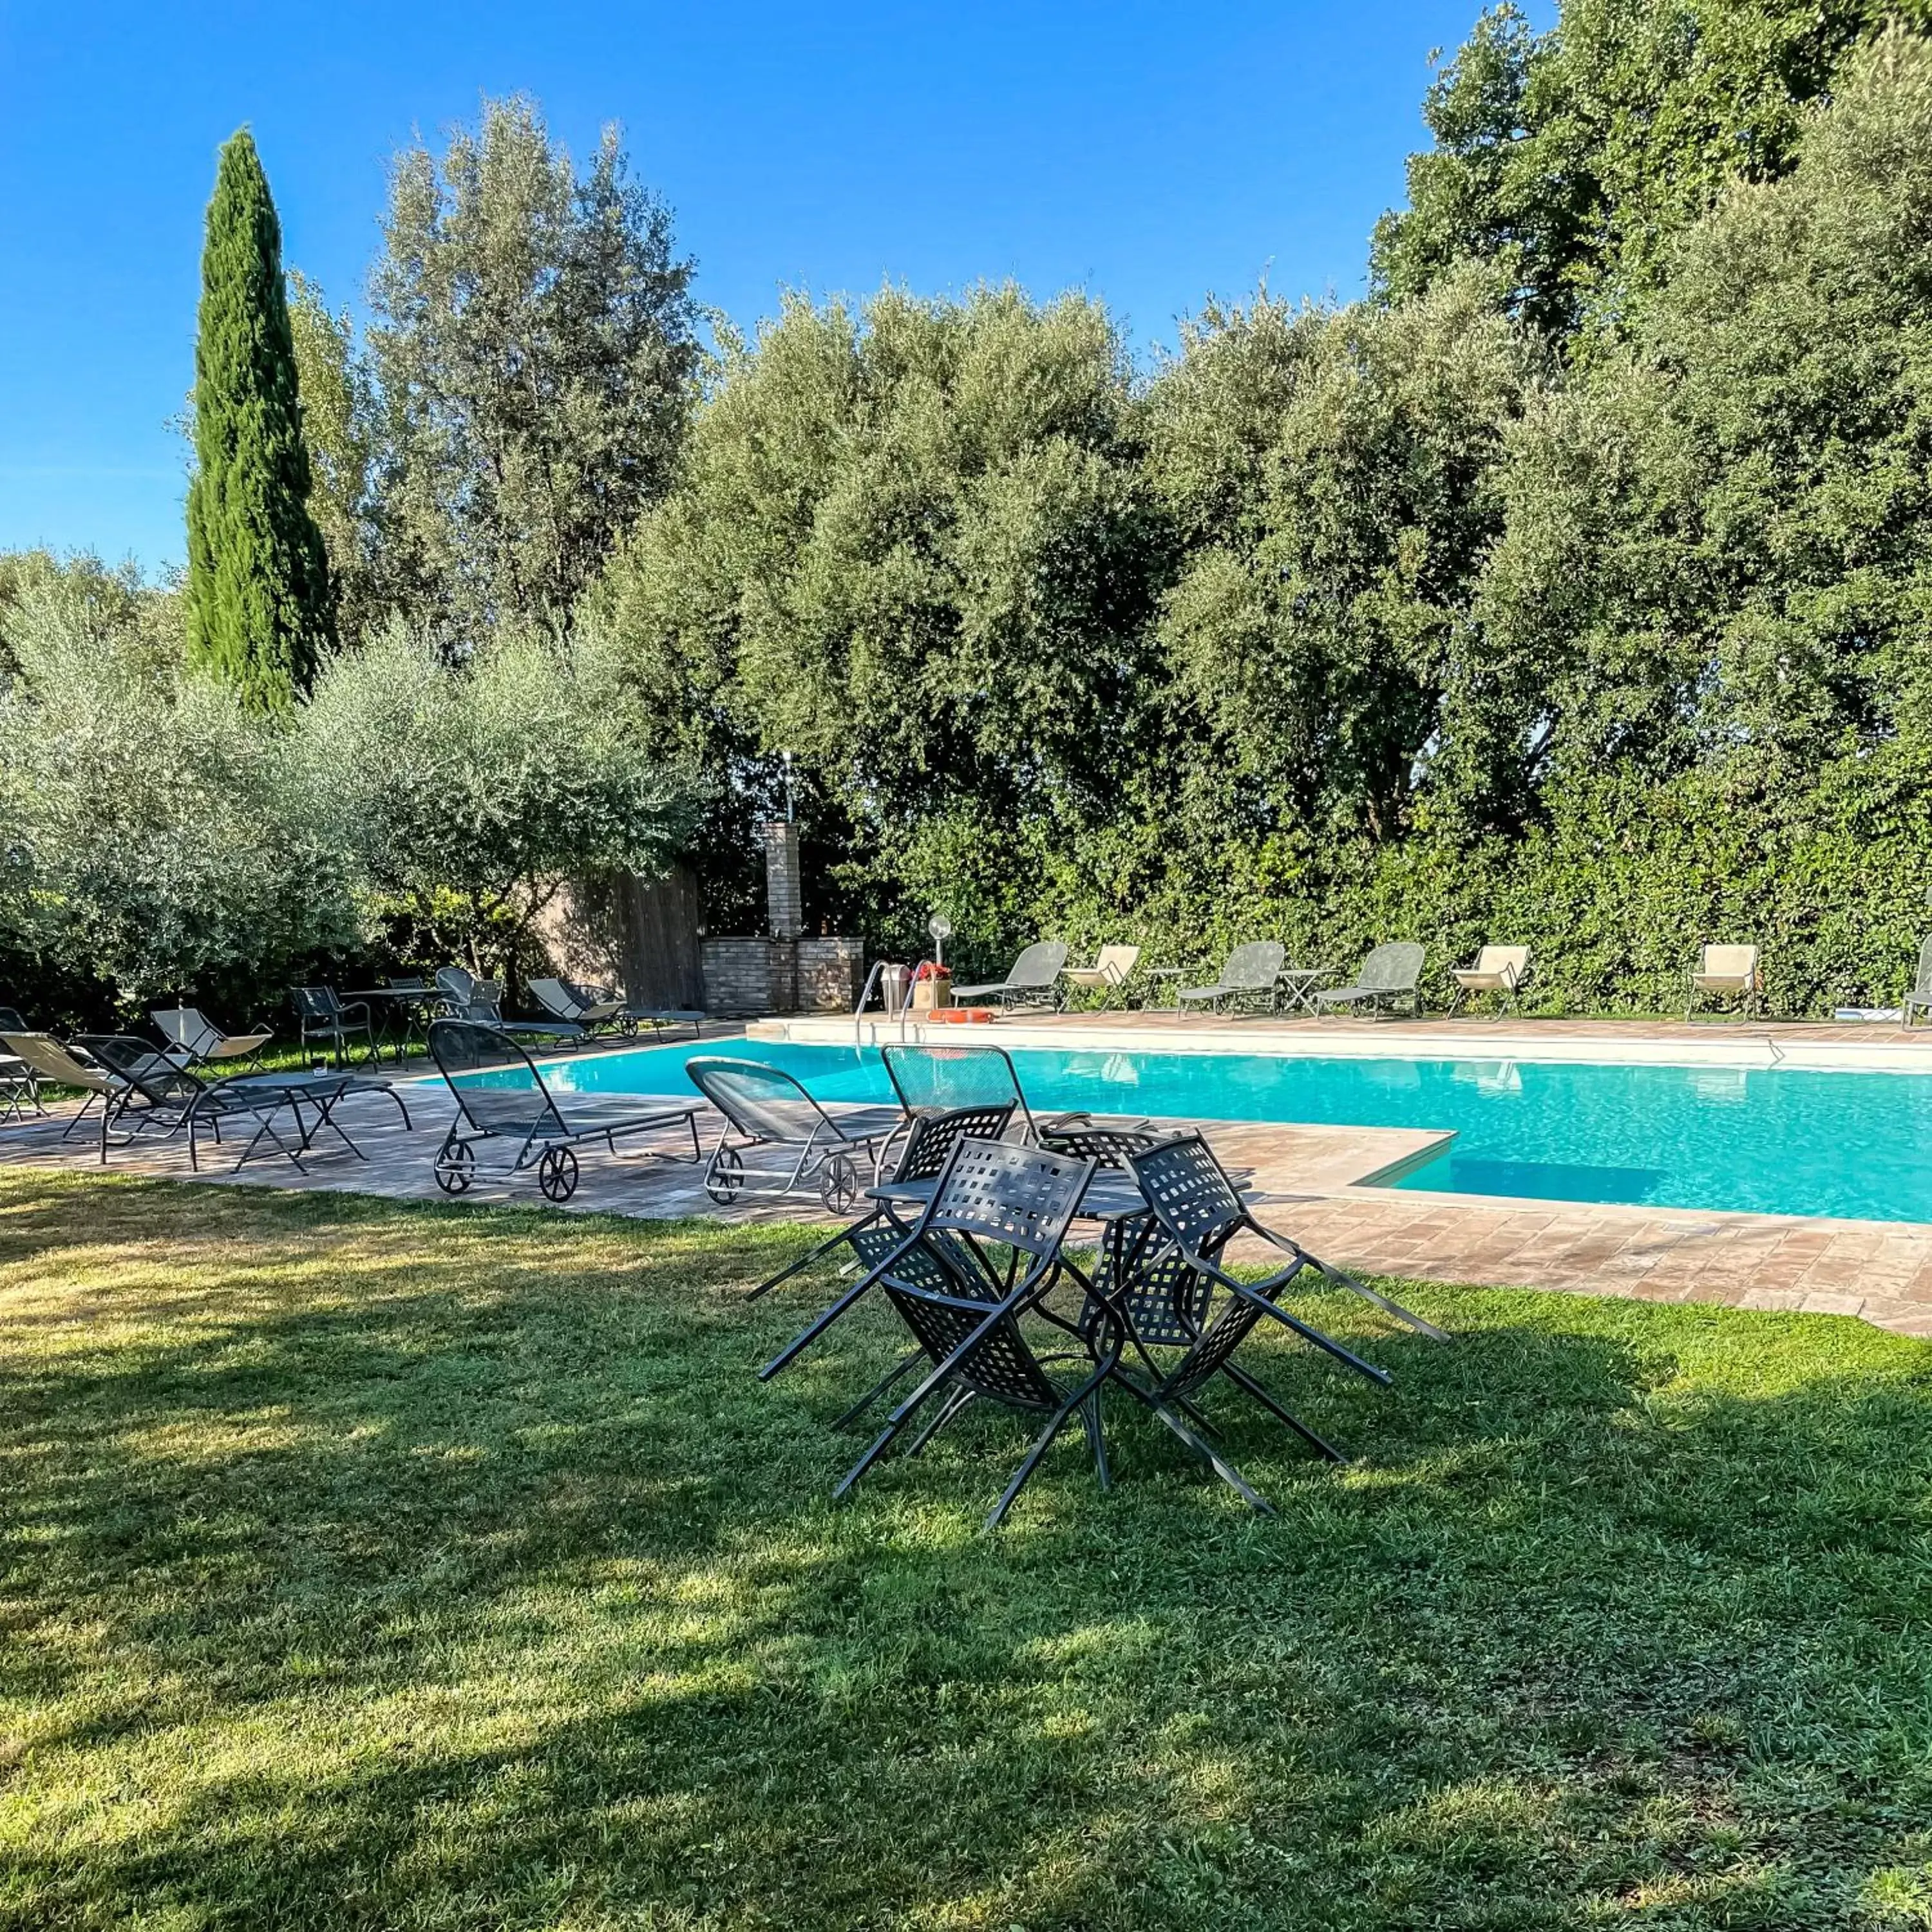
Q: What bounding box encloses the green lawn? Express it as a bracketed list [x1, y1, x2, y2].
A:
[3, 1173, 1932, 1929]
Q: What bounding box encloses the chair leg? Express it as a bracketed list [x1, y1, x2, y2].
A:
[905, 1386, 974, 1457]
[1312, 1256, 1451, 1343]
[985, 1396, 1088, 1531]
[1147, 1401, 1276, 1515]
[1080, 1390, 1112, 1492]
[1222, 1363, 1347, 1462]
[830, 1347, 924, 1430]
[748, 1216, 870, 1302]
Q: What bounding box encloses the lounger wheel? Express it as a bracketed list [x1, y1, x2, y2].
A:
[820, 1152, 860, 1215]
[705, 1144, 744, 1204]
[434, 1141, 475, 1194]
[536, 1145, 580, 1203]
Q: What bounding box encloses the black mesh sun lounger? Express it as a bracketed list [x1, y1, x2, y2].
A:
[429, 1019, 703, 1201]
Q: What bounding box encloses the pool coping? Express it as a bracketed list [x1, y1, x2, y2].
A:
[751, 1012, 1932, 1075]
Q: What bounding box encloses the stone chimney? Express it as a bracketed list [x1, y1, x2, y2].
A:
[762, 819, 802, 938]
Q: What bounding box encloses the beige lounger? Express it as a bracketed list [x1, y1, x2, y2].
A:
[1061, 945, 1141, 1007]
[1687, 944, 1761, 1019]
[1450, 945, 1530, 1011]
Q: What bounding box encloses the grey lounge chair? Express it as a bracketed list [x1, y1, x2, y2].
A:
[1314, 943, 1426, 1018]
[686, 1056, 903, 1213]
[529, 977, 624, 1034]
[428, 1019, 703, 1202]
[153, 1006, 273, 1070]
[1906, 936, 1932, 1027]
[1177, 941, 1286, 1014]
[952, 942, 1070, 1010]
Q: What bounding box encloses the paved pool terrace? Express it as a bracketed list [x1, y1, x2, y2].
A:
[5, 1009, 1932, 1337]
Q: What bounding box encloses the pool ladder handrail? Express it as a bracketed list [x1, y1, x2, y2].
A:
[852, 958, 942, 1043]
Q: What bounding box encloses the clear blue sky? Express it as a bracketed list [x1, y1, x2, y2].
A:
[0, 0, 1537, 575]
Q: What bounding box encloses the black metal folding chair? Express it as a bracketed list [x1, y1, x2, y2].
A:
[294, 987, 376, 1068]
[826, 1137, 1107, 1530]
[428, 1019, 703, 1200]
[1128, 1132, 1449, 1342]
[686, 1056, 903, 1213]
[748, 1099, 1016, 1302]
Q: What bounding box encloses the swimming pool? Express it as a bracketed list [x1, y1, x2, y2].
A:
[525, 1039, 1932, 1224]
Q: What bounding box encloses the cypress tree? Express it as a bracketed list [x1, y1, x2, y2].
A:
[184, 129, 332, 706]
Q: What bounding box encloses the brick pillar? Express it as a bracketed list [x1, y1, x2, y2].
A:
[763, 820, 802, 937]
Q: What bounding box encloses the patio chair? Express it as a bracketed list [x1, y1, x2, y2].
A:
[428, 1019, 704, 1202]
[828, 1136, 1111, 1531]
[952, 941, 1070, 1010]
[529, 977, 625, 1034]
[1448, 946, 1531, 1014]
[749, 1099, 1017, 1303]
[1313, 943, 1426, 1019]
[0, 1032, 105, 1139]
[153, 1006, 273, 1071]
[1906, 936, 1932, 1027]
[1176, 941, 1287, 1014]
[0, 1007, 43, 1122]
[1060, 944, 1141, 1009]
[685, 1055, 904, 1213]
[435, 970, 587, 1048]
[294, 987, 376, 1068]
[1685, 944, 1761, 1021]
[1129, 1131, 1448, 1347]
[880, 1041, 1110, 1144]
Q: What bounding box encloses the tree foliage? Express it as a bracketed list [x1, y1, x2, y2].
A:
[367, 97, 701, 648]
[298, 621, 699, 976]
[184, 129, 333, 706]
[1370, 0, 1932, 341]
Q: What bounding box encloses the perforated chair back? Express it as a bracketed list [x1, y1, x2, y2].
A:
[1129, 1133, 1247, 1260]
[687, 1056, 836, 1146]
[881, 1042, 1039, 1139]
[73, 1034, 204, 1108]
[1004, 941, 1070, 990]
[1218, 940, 1286, 990]
[889, 1102, 1016, 1183]
[927, 1135, 1094, 1257]
[1041, 1123, 1168, 1170]
[1087, 1236, 1216, 1350]
[436, 967, 477, 1006]
[1358, 942, 1425, 992]
[429, 1019, 569, 1141]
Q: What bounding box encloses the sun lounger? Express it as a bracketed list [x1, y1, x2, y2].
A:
[429, 1018, 703, 1201]
[1906, 936, 1932, 1027]
[1176, 941, 1286, 1014]
[1061, 944, 1141, 1008]
[1686, 944, 1761, 1019]
[1314, 943, 1425, 1018]
[529, 977, 625, 1034]
[1, 1032, 114, 1148]
[685, 1055, 902, 1213]
[153, 1005, 273, 1070]
[952, 942, 1070, 1010]
[1448, 946, 1530, 1012]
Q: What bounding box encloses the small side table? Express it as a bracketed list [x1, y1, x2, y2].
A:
[1277, 966, 1339, 1016]
[1144, 967, 1192, 1012]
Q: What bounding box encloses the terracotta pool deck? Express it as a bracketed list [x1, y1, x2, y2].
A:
[5, 1006, 1932, 1336]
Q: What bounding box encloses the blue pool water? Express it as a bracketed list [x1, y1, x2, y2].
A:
[524, 1041, 1932, 1224]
